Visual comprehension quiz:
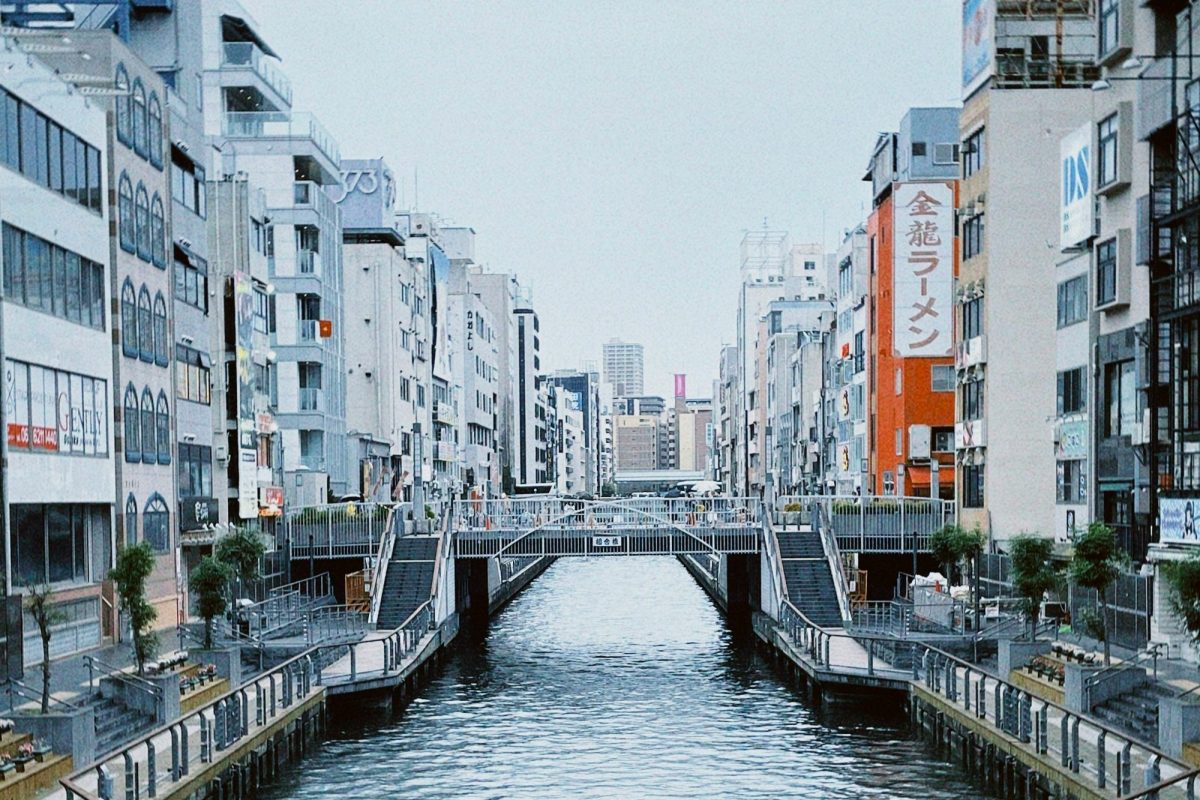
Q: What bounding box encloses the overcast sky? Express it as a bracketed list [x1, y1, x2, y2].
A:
[246, 1, 961, 399]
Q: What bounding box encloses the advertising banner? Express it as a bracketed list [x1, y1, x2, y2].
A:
[674, 373, 686, 399]
[233, 271, 258, 519]
[4, 359, 107, 456]
[894, 182, 954, 357]
[1060, 124, 1093, 250]
[1056, 419, 1088, 460]
[963, 0, 994, 97]
[1161, 497, 1200, 544]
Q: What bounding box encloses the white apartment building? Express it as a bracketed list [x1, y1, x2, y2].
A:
[445, 267, 499, 497]
[602, 339, 644, 397]
[831, 225, 869, 494]
[0, 43, 114, 661]
[554, 391, 586, 495]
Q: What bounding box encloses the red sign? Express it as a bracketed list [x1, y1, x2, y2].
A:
[7, 423, 28, 448]
[259, 486, 284, 517]
[841, 342, 851, 358]
[319, 320, 333, 338]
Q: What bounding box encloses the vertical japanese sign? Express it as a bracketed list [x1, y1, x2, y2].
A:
[1060, 124, 1093, 250]
[234, 271, 258, 519]
[894, 182, 954, 358]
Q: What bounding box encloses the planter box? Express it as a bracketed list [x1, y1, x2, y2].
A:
[11, 706, 94, 770]
[997, 639, 1052, 680]
[191, 647, 242, 688]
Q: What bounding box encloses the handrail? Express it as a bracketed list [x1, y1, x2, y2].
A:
[367, 504, 403, 626]
[760, 514, 789, 615]
[1083, 643, 1166, 710]
[268, 572, 332, 601]
[82, 655, 162, 701]
[426, 504, 453, 618]
[812, 501, 853, 624]
[3, 678, 79, 711]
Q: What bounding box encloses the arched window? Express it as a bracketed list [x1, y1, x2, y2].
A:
[144, 493, 169, 553]
[132, 78, 147, 158]
[156, 391, 171, 465]
[138, 285, 153, 362]
[125, 494, 138, 547]
[118, 173, 135, 253]
[135, 182, 150, 261]
[140, 387, 155, 463]
[147, 92, 163, 169]
[115, 64, 131, 146]
[150, 194, 165, 268]
[153, 292, 168, 366]
[121, 278, 138, 358]
[123, 384, 140, 463]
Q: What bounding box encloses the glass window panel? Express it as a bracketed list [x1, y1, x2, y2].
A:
[12, 505, 46, 585]
[62, 131, 77, 202]
[46, 505, 72, 583]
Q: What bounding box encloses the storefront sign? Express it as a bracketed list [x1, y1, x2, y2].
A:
[179, 497, 218, 531]
[894, 182, 954, 357]
[1056, 419, 1088, 460]
[1161, 497, 1200, 544]
[4, 359, 108, 456]
[259, 486, 284, 517]
[233, 272, 258, 520]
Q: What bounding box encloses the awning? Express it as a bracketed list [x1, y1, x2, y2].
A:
[221, 15, 279, 59]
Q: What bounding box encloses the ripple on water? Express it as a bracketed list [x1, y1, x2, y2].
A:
[263, 557, 986, 800]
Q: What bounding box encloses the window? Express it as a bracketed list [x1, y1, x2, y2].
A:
[1096, 238, 1117, 305]
[177, 444, 213, 498]
[132, 78, 147, 158]
[174, 249, 208, 312]
[147, 91, 163, 168]
[1099, 0, 1120, 57]
[1057, 366, 1087, 415]
[417, 384, 426, 407]
[121, 279, 138, 357]
[124, 494, 137, 548]
[11, 504, 102, 585]
[932, 427, 955, 452]
[5, 360, 109, 457]
[171, 148, 206, 218]
[853, 331, 864, 373]
[135, 182, 151, 262]
[962, 214, 984, 260]
[151, 194, 165, 267]
[895, 367, 902, 395]
[115, 64, 131, 146]
[143, 494, 169, 553]
[895, 427, 903, 455]
[963, 464, 985, 508]
[1057, 460, 1087, 504]
[962, 380, 983, 420]
[153, 292, 168, 366]
[124, 384, 140, 462]
[155, 392, 170, 465]
[1098, 113, 1118, 187]
[175, 345, 211, 405]
[1057, 275, 1088, 328]
[963, 127, 985, 178]
[1105, 360, 1136, 437]
[932, 365, 955, 392]
[138, 286, 153, 362]
[119, 173, 135, 252]
[2, 223, 105, 330]
[140, 388, 155, 463]
[962, 297, 982, 340]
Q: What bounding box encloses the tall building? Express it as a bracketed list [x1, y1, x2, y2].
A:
[864, 107, 960, 499]
[614, 415, 660, 471]
[829, 225, 870, 494]
[514, 299, 549, 491]
[957, 0, 1097, 543]
[1, 43, 114, 664]
[548, 370, 602, 494]
[602, 338, 644, 397]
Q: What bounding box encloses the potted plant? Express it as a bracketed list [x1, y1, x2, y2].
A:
[783, 502, 803, 527]
[31, 740, 50, 763]
[13, 743, 32, 772]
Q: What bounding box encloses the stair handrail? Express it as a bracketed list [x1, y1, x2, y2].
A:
[267, 571, 332, 602]
[3, 677, 79, 711]
[812, 500, 853, 625]
[81, 654, 162, 706]
[426, 500, 455, 625]
[760, 513, 789, 613]
[1082, 642, 1166, 710]
[368, 502, 405, 626]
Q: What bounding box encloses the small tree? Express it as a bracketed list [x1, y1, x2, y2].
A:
[1009, 534, 1058, 640]
[25, 585, 64, 714]
[1163, 554, 1200, 649]
[1070, 522, 1124, 666]
[216, 527, 266, 603]
[931, 524, 963, 584]
[190, 557, 233, 649]
[110, 543, 158, 675]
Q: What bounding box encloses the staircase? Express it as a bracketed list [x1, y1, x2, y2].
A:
[776, 528, 844, 628]
[1091, 680, 1175, 747]
[91, 694, 157, 757]
[376, 535, 439, 629]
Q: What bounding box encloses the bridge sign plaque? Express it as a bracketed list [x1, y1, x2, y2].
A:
[592, 536, 623, 548]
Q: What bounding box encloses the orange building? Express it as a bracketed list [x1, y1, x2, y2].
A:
[863, 109, 960, 498]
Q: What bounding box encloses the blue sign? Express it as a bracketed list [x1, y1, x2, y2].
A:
[1060, 124, 1093, 249]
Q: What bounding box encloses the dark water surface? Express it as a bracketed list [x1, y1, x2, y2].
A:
[265, 557, 985, 799]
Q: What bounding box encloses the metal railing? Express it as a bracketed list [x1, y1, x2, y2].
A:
[82, 655, 163, 717]
[760, 513, 789, 616]
[221, 42, 293, 104]
[453, 496, 763, 531]
[298, 319, 318, 341]
[368, 505, 401, 626]
[778, 495, 954, 553]
[849, 599, 971, 637]
[268, 572, 332, 603]
[812, 501, 852, 624]
[287, 502, 393, 559]
[298, 387, 323, 411]
[4, 678, 78, 712]
[243, 590, 308, 640]
[1082, 643, 1167, 712]
[221, 111, 340, 165]
[305, 605, 369, 646]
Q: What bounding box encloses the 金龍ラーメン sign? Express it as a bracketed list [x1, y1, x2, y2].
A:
[894, 182, 954, 358]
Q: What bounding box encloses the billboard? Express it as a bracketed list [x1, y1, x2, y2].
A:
[4, 359, 108, 456]
[894, 182, 954, 357]
[1060, 124, 1093, 250]
[233, 271, 258, 520]
[963, 0, 994, 97]
[674, 374, 686, 399]
[1161, 497, 1200, 544]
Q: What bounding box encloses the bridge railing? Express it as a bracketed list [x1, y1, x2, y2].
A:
[777, 495, 954, 553]
[287, 502, 394, 559]
[453, 496, 763, 532]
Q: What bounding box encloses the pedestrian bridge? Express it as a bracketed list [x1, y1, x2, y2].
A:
[453, 497, 762, 558]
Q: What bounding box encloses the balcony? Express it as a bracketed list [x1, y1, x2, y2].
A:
[299, 388, 323, 412]
[222, 42, 293, 106]
[222, 111, 340, 167]
[297, 249, 320, 275]
[299, 320, 318, 341]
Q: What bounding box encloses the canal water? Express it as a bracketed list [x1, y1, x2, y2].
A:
[266, 557, 986, 799]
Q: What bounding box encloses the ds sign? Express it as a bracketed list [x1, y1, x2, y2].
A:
[1060, 124, 1093, 250]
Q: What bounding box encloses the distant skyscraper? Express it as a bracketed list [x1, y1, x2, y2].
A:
[602, 339, 645, 396]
